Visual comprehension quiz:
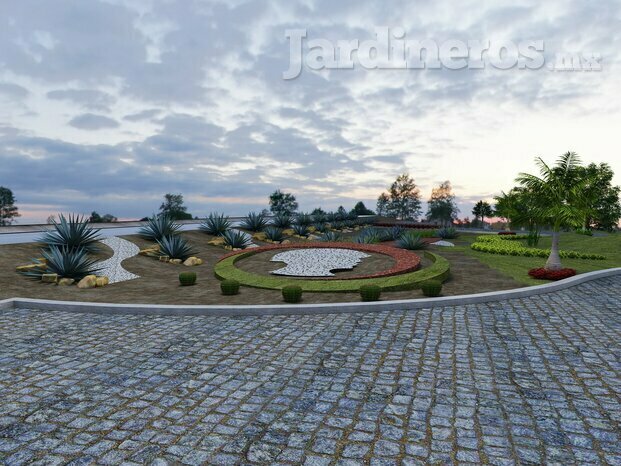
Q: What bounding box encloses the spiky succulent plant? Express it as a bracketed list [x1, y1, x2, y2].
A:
[264, 226, 285, 243]
[200, 213, 231, 236]
[396, 232, 427, 250]
[240, 212, 269, 232]
[222, 229, 253, 249]
[271, 214, 292, 229]
[157, 235, 197, 260]
[38, 214, 102, 252]
[292, 223, 310, 237]
[20, 245, 101, 280]
[139, 215, 181, 241]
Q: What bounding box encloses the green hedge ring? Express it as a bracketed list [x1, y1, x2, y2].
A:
[214, 250, 450, 293]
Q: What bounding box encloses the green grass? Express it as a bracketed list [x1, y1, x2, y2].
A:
[214, 251, 450, 292]
[455, 232, 621, 285]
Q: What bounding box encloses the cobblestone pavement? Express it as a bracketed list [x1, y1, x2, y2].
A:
[0, 277, 620, 466]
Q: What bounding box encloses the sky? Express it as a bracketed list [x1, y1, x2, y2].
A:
[0, 0, 620, 223]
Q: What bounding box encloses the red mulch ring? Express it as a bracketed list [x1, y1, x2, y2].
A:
[528, 267, 577, 281]
[219, 242, 422, 280]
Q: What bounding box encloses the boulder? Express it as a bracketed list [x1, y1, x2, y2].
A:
[96, 276, 109, 287]
[77, 275, 98, 289]
[41, 273, 58, 284]
[208, 237, 226, 246]
[58, 278, 75, 286]
[252, 232, 267, 242]
[169, 259, 182, 265]
[159, 255, 170, 262]
[281, 240, 291, 244]
[183, 257, 201, 266]
[16, 264, 46, 273]
[282, 229, 294, 236]
[139, 247, 159, 256]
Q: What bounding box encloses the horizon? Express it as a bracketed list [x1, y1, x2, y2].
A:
[1, 0, 619, 223]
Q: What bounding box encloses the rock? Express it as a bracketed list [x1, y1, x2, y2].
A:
[246, 244, 259, 248]
[159, 255, 170, 262]
[282, 229, 294, 236]
[96, 276, 109, 287]
[281, 240, 291, 244]
[16, 264, 46, 272]
[208, 237, 225, 246]
[183, 257, 201, 266]
[252, 232, 267, 241]
[41, 273, 58, 283]
[431, 240, 455, 247]
[139, 247, 159, 256]
[77, 275, 97, 289]
[57, 278, 75, 286]
[169, 259, 182, 264]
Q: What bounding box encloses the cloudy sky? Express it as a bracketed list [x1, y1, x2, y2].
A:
[1, 0, 619, 223]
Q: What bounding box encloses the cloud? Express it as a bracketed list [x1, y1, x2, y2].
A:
[68, 113, 120, 130]
[0, 82, 29, 99]
[47, 89, 116, 111]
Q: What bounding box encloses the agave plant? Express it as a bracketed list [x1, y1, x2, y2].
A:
[312, 212, 327, 225]
[292, 224, 310, 237]
[222, 229, 253, 249]
[318, 231, 342, 242]
[157, 235, 197, 260]
[271, 214, 292, 229]
[397, 232, 427, 250]
[264, 226, 285, 243]
[294, 213, 312, 226]
[139, 215, 181, 241]
[312, 222, 328, 233]
[326, 212, 337, 223]
[437, 227, 459, 239]
[384, 226, 405, 241]
[355, 228, 383, 244]
[240, 212, 269, 232]
[39, 214, 102, 252]
[331, 221, 344, 231]
[21, 245, 101, 280]
[200, 213, 231, 236]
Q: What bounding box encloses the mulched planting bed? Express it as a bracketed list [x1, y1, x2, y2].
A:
[0, 230, 524, 304]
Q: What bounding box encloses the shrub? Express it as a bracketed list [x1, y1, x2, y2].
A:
[220, 279, 240, 295]
[312, 223, 328, 233]
[437, 227, 459, 239]
[240, 212, 268, 232]
[295, 213, 313, 226]
[200, 213, 231, 236]
[359, 284, 381, 302]
[20, 246, 101, 280]
[312, 212, 327, 225]
[575, 228, 593, 236]
[528, 268, 576, 281]
[271, 214, 292, 229]
[139, 215, 181, 241]
[179, 272, 197, 286]
[471, 235, 606, 260]
[397, 232, 427, 250]
[39, 214, 102, 252]
[222, 229, 253, 249]
[421, 280, 442, 297]
[292, 223, 310, 237]
[331, 221, 344, 230]
[282, 285, 303, 303]
[157, 235, 196, 260]
[264, 226, 284, 243]
[356, 228, 383, 244]
[319, 231, 342, 242]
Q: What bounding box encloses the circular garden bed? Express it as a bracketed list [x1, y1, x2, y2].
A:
[215, 242, 450, 292]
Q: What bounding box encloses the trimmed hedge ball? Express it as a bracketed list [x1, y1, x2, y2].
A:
[359, 284, 381, 302]
[220, 279, 240, 295]
[282, 285, 303, 303]
[421, 279, 442, 297]
[178, 272, 197, 286]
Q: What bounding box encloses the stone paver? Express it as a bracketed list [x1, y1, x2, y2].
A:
[0, 277, 620, 465]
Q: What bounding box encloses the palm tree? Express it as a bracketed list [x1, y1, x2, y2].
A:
[516, 152, 589, 270]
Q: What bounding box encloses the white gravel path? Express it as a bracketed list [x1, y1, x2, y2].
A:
[270, 248, 370, 277]
[97, 236, 140, 284]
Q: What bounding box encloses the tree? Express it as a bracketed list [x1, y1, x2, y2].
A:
[336, 206, 347, 219]
[269, 190, 298, 215]
[575, 163, 621, 231]
[426, 181, 459, 226]
[472, 200, 494, 227]
[516, 152, 590, 270]
[376, 193, 389, 216]
[379, 173, 422, 220]
[159, 193, 192, 220]
[352, 201, 374, 216]
[0, 187, 20, 226]
[311, 207, 326, 216]
[89, 211, 118, 223]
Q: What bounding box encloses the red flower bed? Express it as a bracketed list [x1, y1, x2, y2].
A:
[528, 268, 576, 281]
[498, 231, 516, 235]
[219, 242, 421, 280]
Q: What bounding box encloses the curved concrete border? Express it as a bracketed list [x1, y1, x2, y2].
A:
[1, 268, 619, 317]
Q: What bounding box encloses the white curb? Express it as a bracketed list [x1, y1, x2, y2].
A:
[1, 268, 619, 317]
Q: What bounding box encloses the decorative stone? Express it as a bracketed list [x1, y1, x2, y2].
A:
[57, 278, 75, 286]
[77, 275, 97, 289]
[208, 237, 226, 246]
[252, 232, 267, 241]
[271, 248, 370, 277]
[96, 276, 109, 287]
[431, 241, 455, 247]
[169, 259, 182, 264]
[159, 255, 170, 262]
[139, 247, 159, 256]
[282, 229, 294, 236]
[41, 273, 58, 283]
[16, 264, 46, 272]
[183, 257, 201, 266]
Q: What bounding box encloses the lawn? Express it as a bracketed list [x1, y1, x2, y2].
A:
[454, 231, 621, 285]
